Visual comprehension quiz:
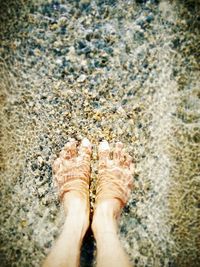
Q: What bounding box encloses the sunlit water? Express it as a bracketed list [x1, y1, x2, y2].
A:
[0, 1, 199, 266]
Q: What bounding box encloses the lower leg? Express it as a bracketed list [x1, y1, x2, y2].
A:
[43, 138, 91, 267]
[43, 193, 89, 267]
[92, 200, 132, 267]
[92, 141, 134, 267]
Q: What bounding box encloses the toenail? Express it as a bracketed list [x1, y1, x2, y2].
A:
[99, 140, 109, 150]
[116, 142, 123, 148]
[69, 138, 77, 144]
[82, 138, 91, 147]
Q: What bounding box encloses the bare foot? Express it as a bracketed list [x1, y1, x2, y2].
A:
[53, 138, 92, 233]
[92, 140, 134, 226]
[43, 138, 92, 267]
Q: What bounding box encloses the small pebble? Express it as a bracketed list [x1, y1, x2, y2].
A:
[77, 74, 87, 83]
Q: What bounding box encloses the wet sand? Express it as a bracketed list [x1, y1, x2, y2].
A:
[0, 0, 200, 266]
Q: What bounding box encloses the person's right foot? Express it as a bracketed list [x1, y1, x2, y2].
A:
[92, 140, 134, 226]
[53, 137, 92, 234]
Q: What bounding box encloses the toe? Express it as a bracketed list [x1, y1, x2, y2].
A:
[52, 157, 62, 173]
[124, 154, 133, 168]
[113, 142, 124, 162]
[79, 138, 92, 160]
[60, 139, 78, 159]
[130, 162, 134, 175]
[128, 174, 134, 190]
[98, 140, 110, 167]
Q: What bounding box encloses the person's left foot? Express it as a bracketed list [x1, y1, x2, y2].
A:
[53, 138, 92, 232]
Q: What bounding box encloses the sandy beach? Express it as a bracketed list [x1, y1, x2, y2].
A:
[0, 0, 199, 266]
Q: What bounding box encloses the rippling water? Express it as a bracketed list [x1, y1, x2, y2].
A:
[0, 0, 199, 266]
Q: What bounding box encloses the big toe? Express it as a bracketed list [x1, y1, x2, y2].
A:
[79, 138, 92, 159]
[98, 140, 110, 166]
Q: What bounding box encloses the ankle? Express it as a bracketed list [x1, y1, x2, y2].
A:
[63, 192, 89, 215]
[94, 199, 122, 219]
[62, 212, 89, 245]
[63, 200, 89, 239]
[92, 200, 121, 237]
[92, 214, 117, 240]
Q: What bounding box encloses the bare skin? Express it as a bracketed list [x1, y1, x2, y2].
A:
[43, 138, 91, 267]
[92, 140, 134, 267]
[43, 138, 134, 267]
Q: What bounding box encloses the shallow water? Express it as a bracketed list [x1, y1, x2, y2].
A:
[0, 0, 200, 266]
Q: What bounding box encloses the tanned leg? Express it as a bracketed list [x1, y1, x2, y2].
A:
[92, 141, 134, 267]
[43, 138, 92, 267]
